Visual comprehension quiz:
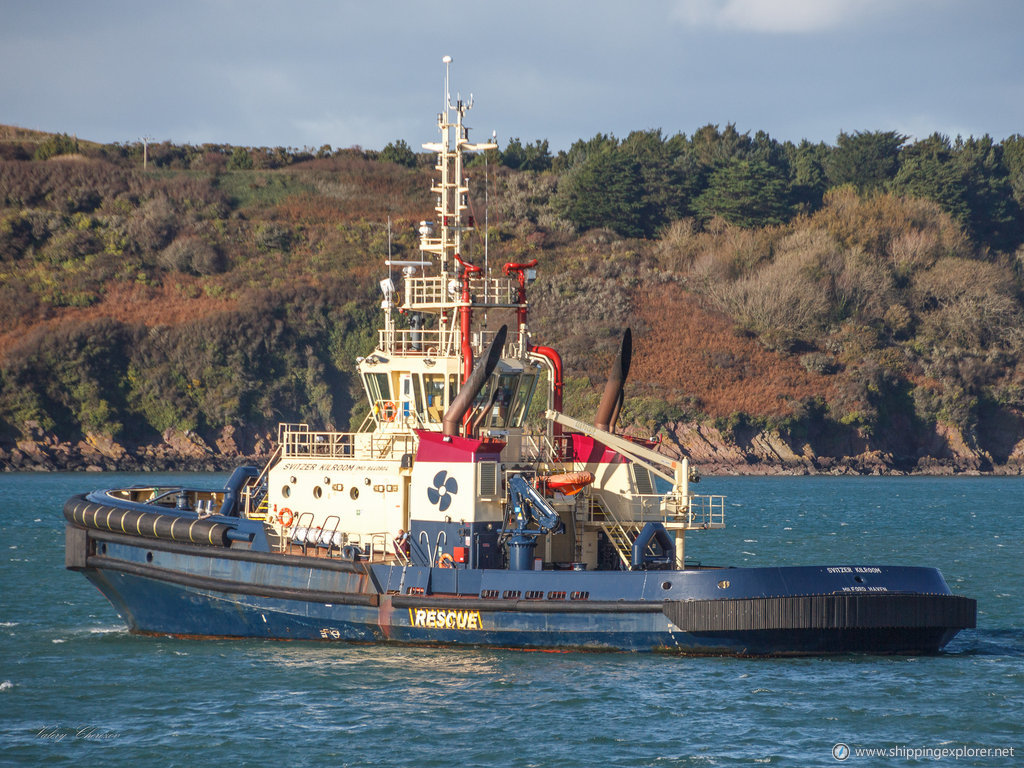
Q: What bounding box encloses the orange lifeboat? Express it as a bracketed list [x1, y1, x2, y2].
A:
[542, 471, 594, 497]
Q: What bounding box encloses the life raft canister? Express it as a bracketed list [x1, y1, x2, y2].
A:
[542, 471, 595, 497]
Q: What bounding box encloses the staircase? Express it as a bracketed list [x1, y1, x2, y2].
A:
[590, 497, 643, 569]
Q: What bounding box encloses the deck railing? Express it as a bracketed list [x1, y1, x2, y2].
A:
[587, 492, 726, 530]
[376, 326, 525, 360]
[280, 429, 416, 461]
[403, 275, 520, 309]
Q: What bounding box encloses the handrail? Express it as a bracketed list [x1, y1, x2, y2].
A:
[418, 530, 434, 565]
[369, 532, 410, 565]
[402, 274, 520, 309]
[292, 511, 316, 553]
[241, 444, 280, 518]
[433, 530, 447, 566]
[278, 428, 416, 461]
[584, 490, 726, 530]
[590, 497, 634, 569]
[316, 515, 342, 551]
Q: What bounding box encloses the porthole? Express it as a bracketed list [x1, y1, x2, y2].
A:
[717, 580, 731, 589]
[364, 477, 372, 486]
[323, 476, 331, 485]
[282, 485, 291, 499]
[350, 487, 359, 500]
[290, 476, 297, 484]
[313, 486, 323, 499]
[146, 552, 153, 563]
[661, 581, 672, 590]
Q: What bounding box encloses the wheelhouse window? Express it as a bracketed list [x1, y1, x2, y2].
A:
[487, 373, 519, 428]
[411, 373, 425, 419]
[364, 372, 391, 409]
[470, 368, 539, 429]
[509, 370, 538, 427]
[422, 373, 447, 423]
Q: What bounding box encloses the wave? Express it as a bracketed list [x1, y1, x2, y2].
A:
[945, 628, 1024, 657]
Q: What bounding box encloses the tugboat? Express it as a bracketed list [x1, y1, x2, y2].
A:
[64, 58, 975, 655]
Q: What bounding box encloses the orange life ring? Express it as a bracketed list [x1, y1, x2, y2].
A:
[278, 507, 294, 528]
[380, 401, 397, 422]
[437, 552, 454, 569]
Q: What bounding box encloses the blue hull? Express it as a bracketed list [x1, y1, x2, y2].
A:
[67, 523, 975, 656]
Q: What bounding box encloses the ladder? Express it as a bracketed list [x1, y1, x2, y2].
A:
[601, 523, 639, 569]
[590, 497, 641, 569]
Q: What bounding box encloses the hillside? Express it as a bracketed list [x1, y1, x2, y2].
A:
[2, 125, 1024, 473]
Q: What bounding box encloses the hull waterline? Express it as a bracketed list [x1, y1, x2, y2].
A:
[67, 517, 976, 657]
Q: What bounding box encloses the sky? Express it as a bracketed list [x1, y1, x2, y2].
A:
[2, 0, 1022, 153]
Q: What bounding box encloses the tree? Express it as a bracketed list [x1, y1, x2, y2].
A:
[227, 146, 253, 170]
[892, 134, 971, 229]
[1001, 134, 1024, 206]
[554, 148, 645, 237]
[786, 140, 829, 212]
[826, 130, 906, 191]
[749, 130, 790, 173]
[694, 159, 794, 228]
[618, 129, 695, 234]
[953, 135, 1021, 252]
[553, 133, 618, 173]
[500, 138, 552, 171]
[379, 139, 416, 167]
[690, 123, 753, 167]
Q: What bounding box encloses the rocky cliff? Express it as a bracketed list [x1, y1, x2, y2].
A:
[659, 419, 1024, 476]
[6, 418, 1024, 475]
[0, 423, 270, 473]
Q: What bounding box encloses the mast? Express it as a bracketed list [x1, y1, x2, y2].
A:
[368, 57, 543, 438]
[408, 56, 498, 379]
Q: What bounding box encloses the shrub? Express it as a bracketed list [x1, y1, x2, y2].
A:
[379, 140, 417, 168]
[126, 195, 177, 254]
[254, 222, 292, 252]
[911, 258, 1023, 350]
[710, 247, 830, 350]
[158, 235, 225, 274]
[34, 133, 80, 161]
[227, 146, 253, 170]
[0, 213, 33, 261]
[799, 352, 838, 375]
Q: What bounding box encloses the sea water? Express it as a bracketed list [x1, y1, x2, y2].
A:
[1, 473, 1020, 767]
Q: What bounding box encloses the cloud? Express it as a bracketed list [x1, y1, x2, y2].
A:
[670, 0, 891, 34]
